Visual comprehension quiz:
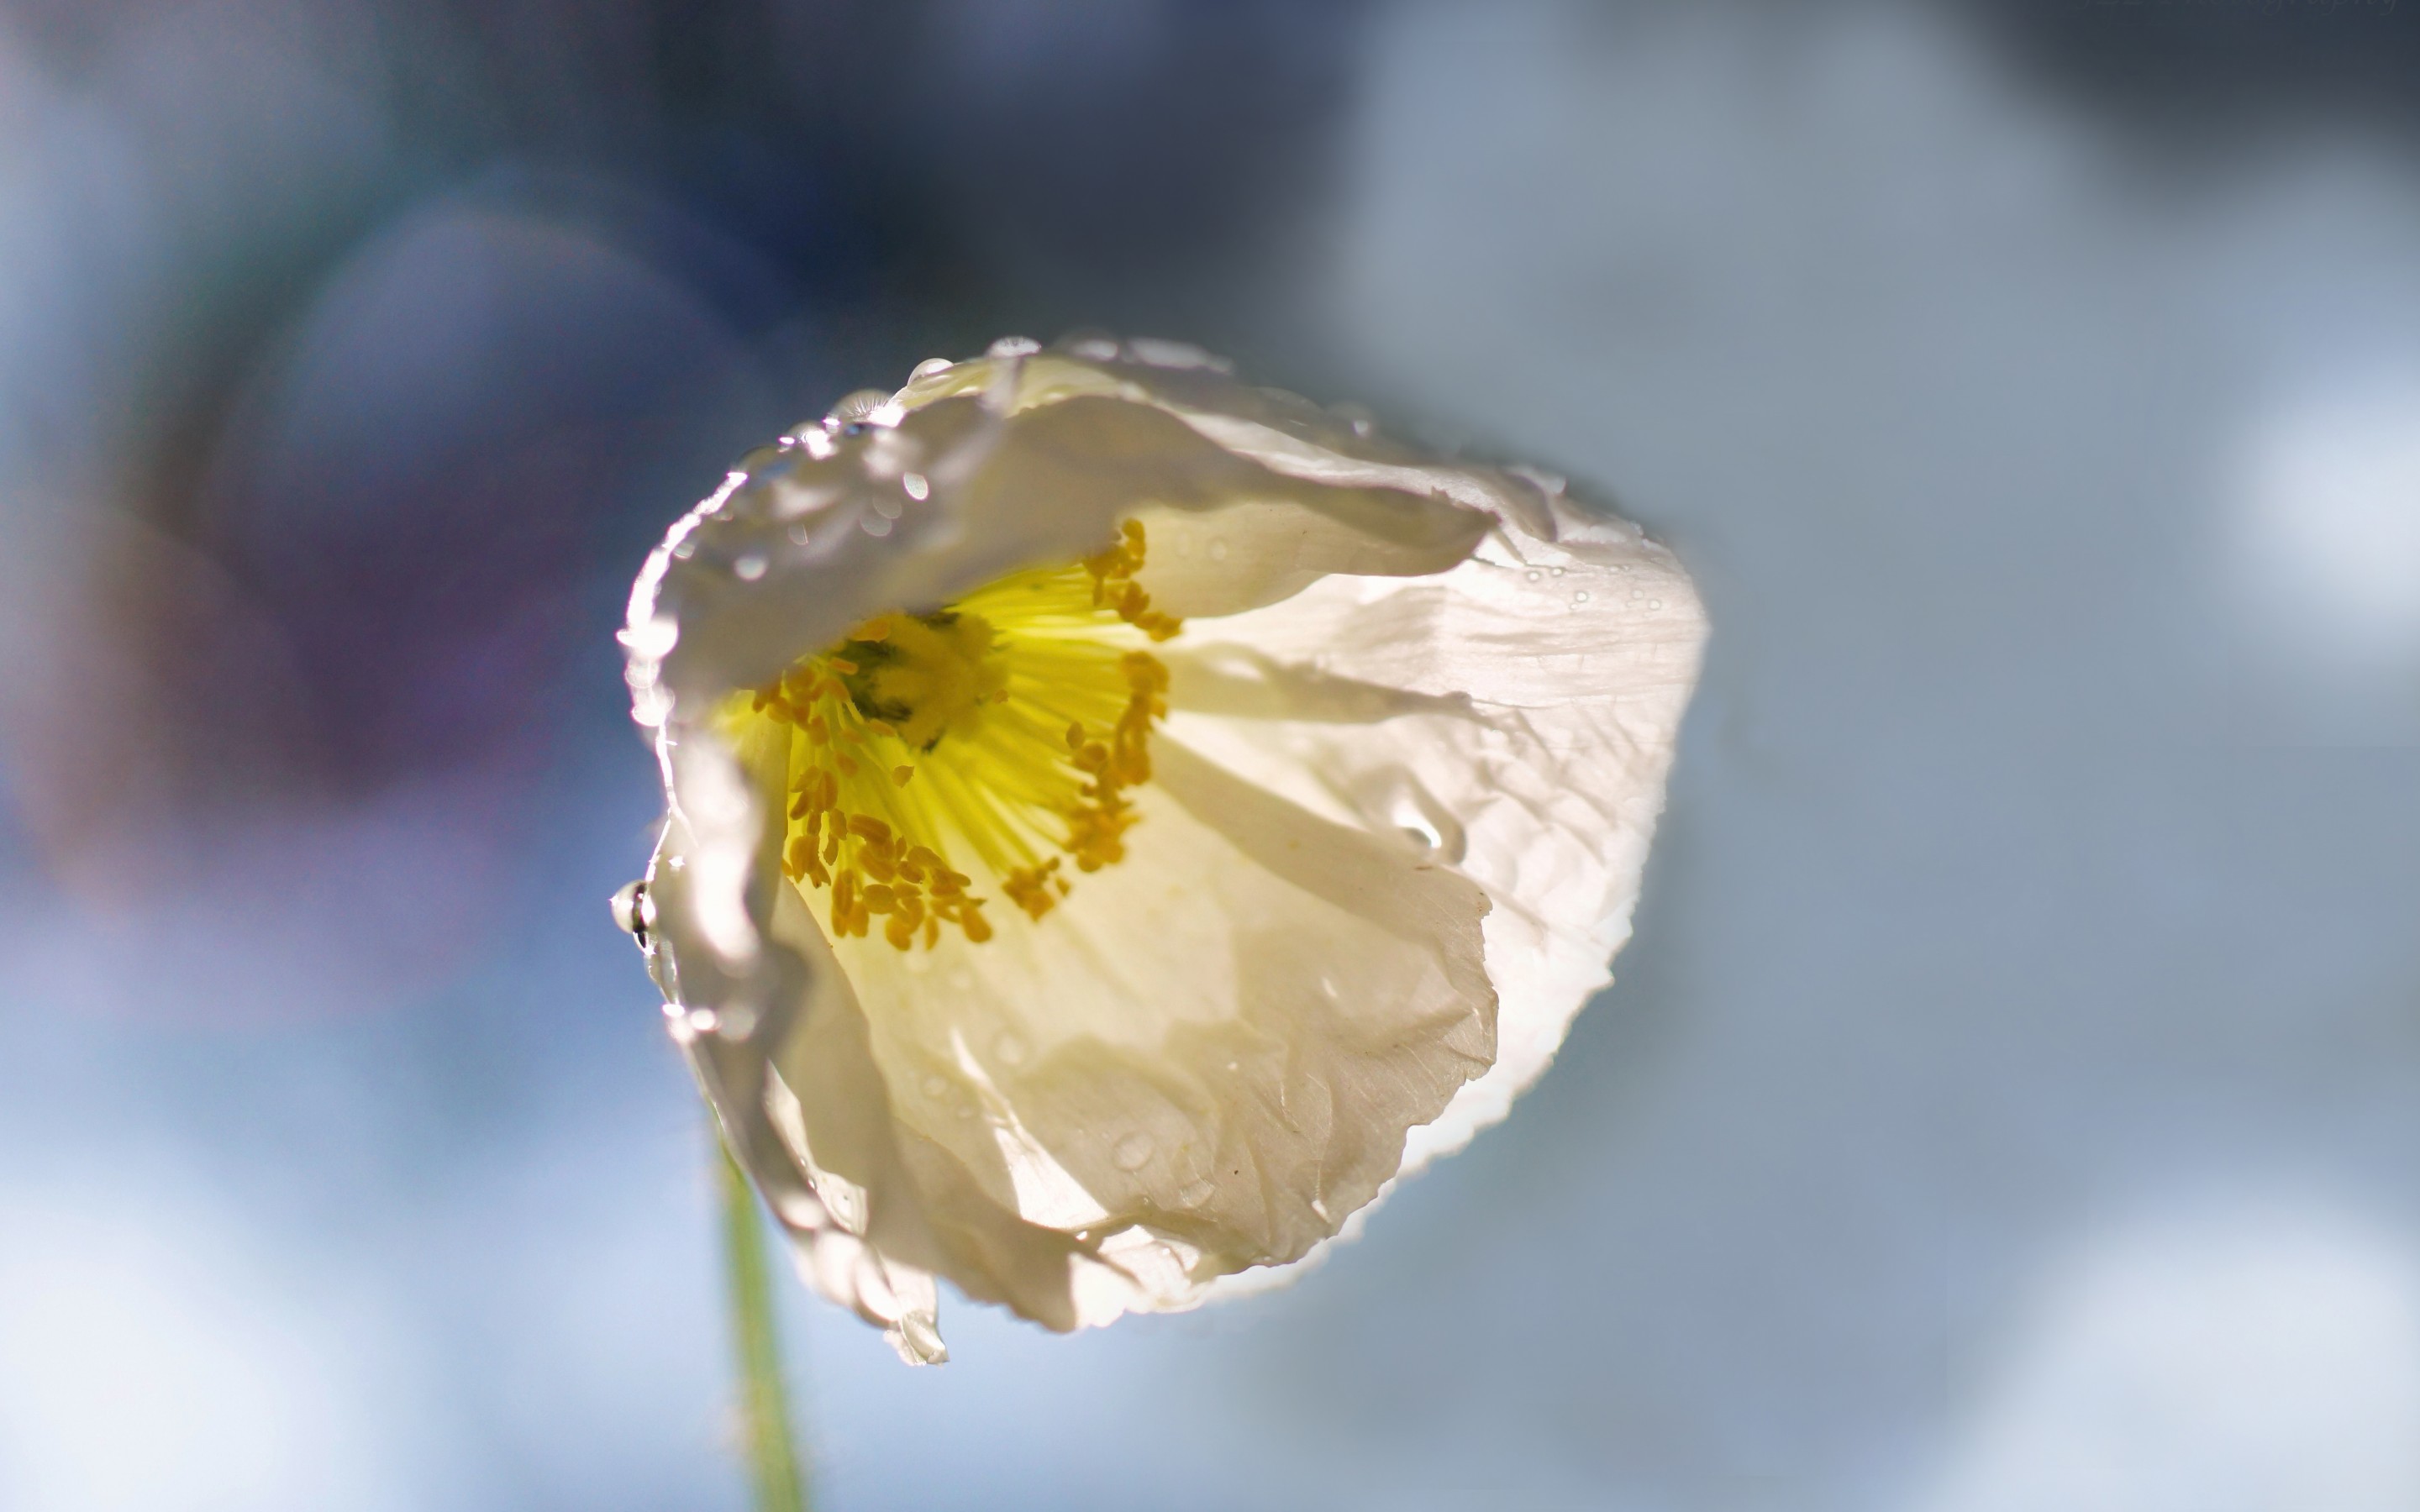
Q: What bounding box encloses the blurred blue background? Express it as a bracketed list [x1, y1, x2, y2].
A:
[4, 2, 2420, 1508]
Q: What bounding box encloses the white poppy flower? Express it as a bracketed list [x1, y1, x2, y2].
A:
[616, 337, 1704, 1363]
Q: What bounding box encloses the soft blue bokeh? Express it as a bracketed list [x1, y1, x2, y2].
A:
[4, 3, 2418, 1509]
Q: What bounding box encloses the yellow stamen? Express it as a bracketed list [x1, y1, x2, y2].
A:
[721, 521, 1182, 951]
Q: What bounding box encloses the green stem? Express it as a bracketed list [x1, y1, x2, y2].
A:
[720, 1140, 810, 1512]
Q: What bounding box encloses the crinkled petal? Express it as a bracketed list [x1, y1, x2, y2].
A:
[622, 339, 1704, 1357]
[821, 739, 1494, 1324]
[1152, 488, 1705, 1176]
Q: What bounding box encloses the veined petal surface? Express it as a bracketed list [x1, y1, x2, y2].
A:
[620, 338, 1704, 1360]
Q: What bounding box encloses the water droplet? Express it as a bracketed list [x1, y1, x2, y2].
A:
[671, 540, 696, 559]
[1630, 587, 1646, 599]
[827, 389, 890, 425]
[734, 554, 766, 581]
[788, 523, 810, 545]
[912, 357, 954, 379]
[1524, 569, 1543, 582]
[861, 513, 893, 538]
[687, 1009, 720, 1035]
[1318, 975, 1340, 1000]
[1648, 598, 1664, 610]
[1550, 566, 1565, 577]
[920, 1074, 948, 1099]
[992, 1032, 1028, 1067]
[1177, 1179, 1215, 1208]
[987, 335, 1041, 359]
[1207, 538, 1230, 562]
[1310, 1196, 1331, 1221]
[902, 472, 930, 501]
[1572, 591, 1591, 604]
[955, 1102, 976, 1121]
[1113, 1132, 1155, 1170]
[871, 493, 903, 520]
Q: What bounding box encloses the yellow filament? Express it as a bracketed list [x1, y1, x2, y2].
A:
[722, 521, 1181, 950]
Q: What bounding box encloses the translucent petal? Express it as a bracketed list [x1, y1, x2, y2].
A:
[1154, 488, 1705, 1179]
[622, 339, 1705, 1357]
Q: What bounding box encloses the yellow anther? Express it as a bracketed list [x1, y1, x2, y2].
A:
[724, 520, 1182, 952]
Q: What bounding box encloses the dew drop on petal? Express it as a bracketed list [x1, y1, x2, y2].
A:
[862, 513, 894, 538]
[1550, 565, 1565, 577]
[921, 1074, 949, 1100]
[1207, 538, 1230, 562]
[1113, 1132, 1155, 1170]
[787, 523, 810, 545]
[734, 554, 766, 581]
[1176, 1179, 1216, 1209]
[992, 1032, 1028, 1067]
[1572, 591, 1591, 604]
[1525, 569, 1543, 582]
[913, 357, 954, 378]
[687, 1008, 720, 1035]
[1649, 598, 1664, 610]
[902, 472, 930, 501]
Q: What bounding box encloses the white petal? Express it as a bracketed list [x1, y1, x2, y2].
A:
[815, 740, 1494, 1323]
[624, 340, 1704, 1355]
[1160, 489, 1704, 1177]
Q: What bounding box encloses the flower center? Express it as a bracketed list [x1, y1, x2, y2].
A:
[724, 522, 1181, 952]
